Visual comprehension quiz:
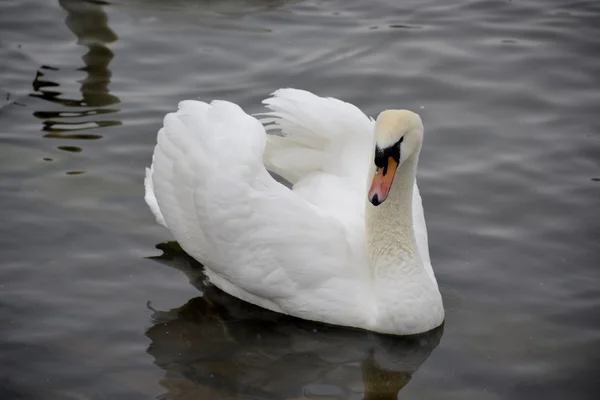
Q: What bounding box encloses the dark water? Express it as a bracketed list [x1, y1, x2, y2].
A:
[1, 0, 599, 398]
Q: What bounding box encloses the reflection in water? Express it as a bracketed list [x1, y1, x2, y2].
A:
[30, 0, 120, 142]
[56, 145, 82, 153]
[147, 242, 443, 400]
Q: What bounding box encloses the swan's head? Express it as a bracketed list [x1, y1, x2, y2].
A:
[368, 109, 424, 206]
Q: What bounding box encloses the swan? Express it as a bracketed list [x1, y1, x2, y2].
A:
[144, 88, 444, 335]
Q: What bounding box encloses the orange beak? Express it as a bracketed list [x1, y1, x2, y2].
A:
[368, 157, 398, 206]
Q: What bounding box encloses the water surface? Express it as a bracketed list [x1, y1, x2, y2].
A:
[0, 0, 599, 399]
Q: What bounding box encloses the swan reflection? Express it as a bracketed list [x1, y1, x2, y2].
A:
[31, 0, 120, 141]
[147, 242, 443, 399]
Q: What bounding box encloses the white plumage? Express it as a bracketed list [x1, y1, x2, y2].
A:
[145, 88, 444, 335]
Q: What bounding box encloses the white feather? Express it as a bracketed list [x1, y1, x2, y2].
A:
[145, 88, 442, 335]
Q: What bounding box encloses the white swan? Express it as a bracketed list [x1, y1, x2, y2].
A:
[144, 88, 444, 335]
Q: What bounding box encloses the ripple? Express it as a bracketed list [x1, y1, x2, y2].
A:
[41, 119, 120, 133]
[389, 23, 422, 29]
[43, 132, 103, 140]
[57, 145, 82, 153]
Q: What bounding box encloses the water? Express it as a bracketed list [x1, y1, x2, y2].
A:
[0, 0, 599, 398]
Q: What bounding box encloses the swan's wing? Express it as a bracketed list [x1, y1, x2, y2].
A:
[260, 88, 374, 190]
[146, 99, 370, 325]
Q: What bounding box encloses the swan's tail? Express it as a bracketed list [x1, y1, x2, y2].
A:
[144, 164, 166, 227]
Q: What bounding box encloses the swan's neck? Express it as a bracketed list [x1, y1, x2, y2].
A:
[365, 154, 421, 275]
[364, 154, 443, 333]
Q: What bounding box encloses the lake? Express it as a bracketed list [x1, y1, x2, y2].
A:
[0, 0, 599, 399]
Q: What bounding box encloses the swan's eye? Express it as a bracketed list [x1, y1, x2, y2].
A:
[374, 139, 402, 169]
[374, 147, 386, 168]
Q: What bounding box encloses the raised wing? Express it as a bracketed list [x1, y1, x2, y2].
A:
[261, 88, 375, 187]
[146, 98, 371, 326]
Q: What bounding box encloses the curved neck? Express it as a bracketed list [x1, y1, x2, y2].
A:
[365, 155, 421, 275]
[364, 152, 445, 334]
